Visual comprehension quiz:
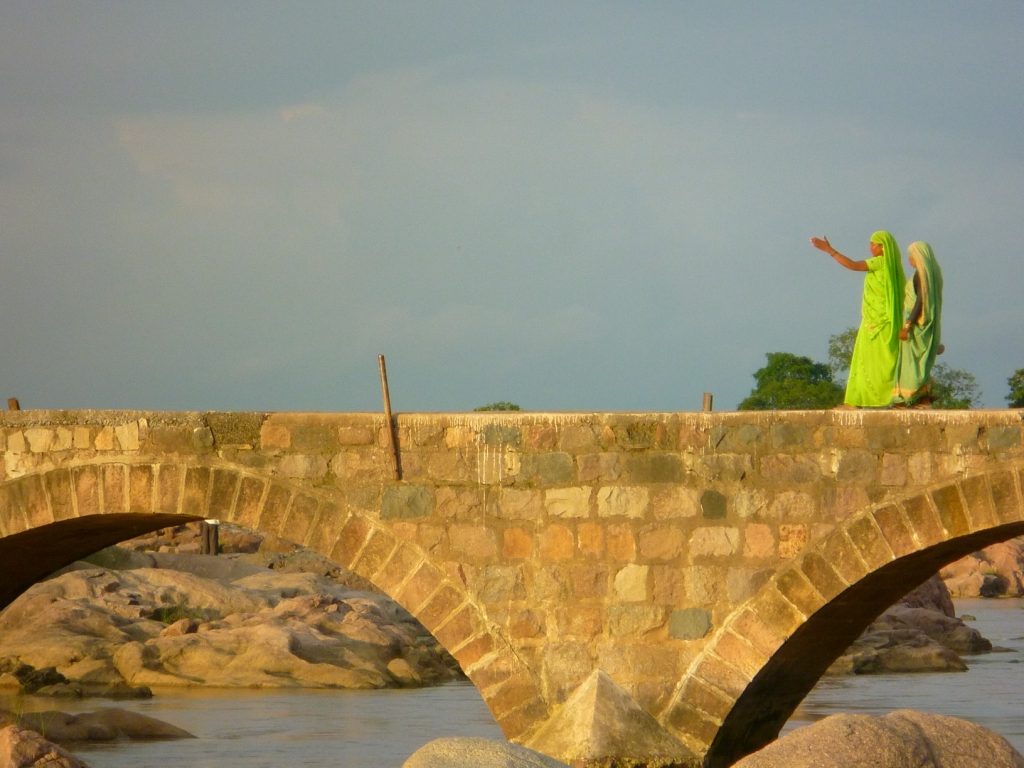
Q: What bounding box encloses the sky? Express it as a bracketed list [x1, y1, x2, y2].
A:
[2, 1, 1022, 414]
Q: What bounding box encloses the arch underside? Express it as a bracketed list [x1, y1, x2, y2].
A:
[0, 460, 545, 740]
[686, 464, 1024, 768]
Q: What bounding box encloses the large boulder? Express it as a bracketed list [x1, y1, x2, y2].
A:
[0, 555, 460, 693]
[942, 539, 1024, 598]
[734, 710, 1024, 767]
[403, 737, 569, 768]
[830, 576, 990, 674]
[12, 707, 194, 743]
[0, 725, 89, 768]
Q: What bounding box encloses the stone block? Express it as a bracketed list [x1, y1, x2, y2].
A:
[435, 487, 485, 520]
[381, 484, 435, 520]
[770, 422, 812, 449]
[45, 469, 74, 521]
[481, 423, 521, 447]
[695, 454, 753, 483]
[818, 530, 866, 585]
[306, 502, 349, 558]
[554, 605, 604, 638]
[689, 526, 740, 558]
[774, 568, 825, 617]
[685, 565, 725, 604]
[931, 484, 970, 537]
[846, 514, 894, 570]
[283, 493, 319, 545]
[577, 521, 605, 557]
[23, 475, 50, 527]
[257, 483, 292, 534]
[700, 489, 727, 519]
[577, 452, 623, 483]
[727, 567, 769, 604]
[729, 608, 786, 659]
[743, 523, 775, 559]
[901, 493, 945, 548]
[650, 565, 687, 605]
[568, 563, 611, 600]
[395, 562, 445, 614]
[907, 451, 934, 484]
[760, 454, 820, 483]
[72, 465, 100, 517]
[663, 702, 720, 753]
[353, 527, 398, 578]
[508, 608, 546, 639]
[734, 489, 768, 519]
[24, 428, 53, 453]
[959, 474, 997, 530]
[836, 450, 877, 484]
[748, 582, 806, 636]
[558, 424, 599, 451]
[128, 464, 155, 513]
[712, 630, 767, 679]
[693, 652, 748, 700]
[597, 486, 649, 519]
[208, 468, 239, 518]
[502, 527, 534, 559]
[637, 525, 685, 562]
[493, 488, 541, 520]
[475, 564, 527, 603]
[986, 425, 1021, 453]
[232, 475, 266, 528]
[613, 564, 650, 602]
[990, 470, 1024, 524]
[794, 557, 843, 606]
[767, 490, 815, 520]
[449, 524, 498, 561]
[417, 584, 466, 632]
[778, 523, 808, 559]
[103, 464, 129, 513]
[871, 504, 916, 559]
[528, 452, 575, 485]
[624, 453, 684, 483]
[609, 604, 665, 636]
[669, 608, 712, 640]
[115, 421, 140, 451]
[880, 453, 908, 486]
[537, 524, 574, 562]
[94, 426, 115, 451]
[545, 487, 590, 518]
[652, 486, 700, 519]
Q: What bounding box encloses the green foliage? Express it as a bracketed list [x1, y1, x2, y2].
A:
[1007, 369, 1024, 408]
[474, 401, 522, 412]
[929, 363, 981, 409]
[738, 352, 844, 410]
[827, 327, 858, 381]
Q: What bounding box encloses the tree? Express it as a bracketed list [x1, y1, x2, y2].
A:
[1008, 369, 1024, 408]
[474, 401, 521, 412]
[738, 352, 844, 410]
[827, 327, 858, 383]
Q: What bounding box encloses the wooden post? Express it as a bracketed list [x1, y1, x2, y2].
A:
[201, 519, 220, 555]
[702, 392, 714, 412]
[6, 398, 20, 411]
[378, 355, 401, 480]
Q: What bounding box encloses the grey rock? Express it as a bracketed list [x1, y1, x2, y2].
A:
[403, 736, 568, 768]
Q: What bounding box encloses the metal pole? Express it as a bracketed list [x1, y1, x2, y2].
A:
[378, 355, 401, 480]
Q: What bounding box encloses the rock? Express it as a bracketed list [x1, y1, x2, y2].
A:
[830, 576, 990, 675]
[13, 707, 194, 743]
[733, 709, 1024, 767]
[942, 539, 1024, 598]
[525, 670, 696, 767]
[403, 736, 569, 768]
[0, 724, 90, 768]
[0, 553, 460, 693]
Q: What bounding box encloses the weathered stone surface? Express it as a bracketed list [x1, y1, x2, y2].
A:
[525, 671, 696, 767]
[403, 736, 569, 768]
[734, 710, 1024, 767]
[0, 724, 89, 768]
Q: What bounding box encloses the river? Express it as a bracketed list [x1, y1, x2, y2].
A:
[2, 598, 1022, 766]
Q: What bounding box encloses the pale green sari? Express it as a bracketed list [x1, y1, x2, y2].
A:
[893, 241, 943, 406]
[844, 231, 906, 407]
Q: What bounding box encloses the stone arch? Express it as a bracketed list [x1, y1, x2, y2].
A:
[659, 462, 1024, 767]
[0, 458, 547, 740]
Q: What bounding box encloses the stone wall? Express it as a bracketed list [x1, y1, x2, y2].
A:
[2, 408, 1023, 763]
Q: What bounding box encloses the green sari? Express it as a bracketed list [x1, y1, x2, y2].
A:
[844, 231, 905, 407]
[893, 241, 943, 406]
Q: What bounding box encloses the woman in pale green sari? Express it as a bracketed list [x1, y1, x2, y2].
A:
[892, 241, 943, 407]
[810, 231, 905, 407]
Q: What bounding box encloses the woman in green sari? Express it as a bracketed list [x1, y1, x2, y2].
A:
[892, 241, 943, 407]
[810, 231, 905, 407]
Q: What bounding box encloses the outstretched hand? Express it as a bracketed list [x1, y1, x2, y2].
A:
[809, 236, 832, 254]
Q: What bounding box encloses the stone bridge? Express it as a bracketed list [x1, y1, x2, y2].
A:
[2, 408, 1023, 766]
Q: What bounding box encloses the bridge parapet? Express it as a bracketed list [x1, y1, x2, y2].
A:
[2, 408, 1023, 764]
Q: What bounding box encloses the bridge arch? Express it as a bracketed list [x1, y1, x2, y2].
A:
[659, 462, 1024, 766]
[0, 458, 547, 740]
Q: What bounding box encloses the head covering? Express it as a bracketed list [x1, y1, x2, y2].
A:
[868, 230, 906, 345]
[907, 241, 943, 329]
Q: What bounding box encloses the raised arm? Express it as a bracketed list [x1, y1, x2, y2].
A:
[809, 236, 869, 272]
